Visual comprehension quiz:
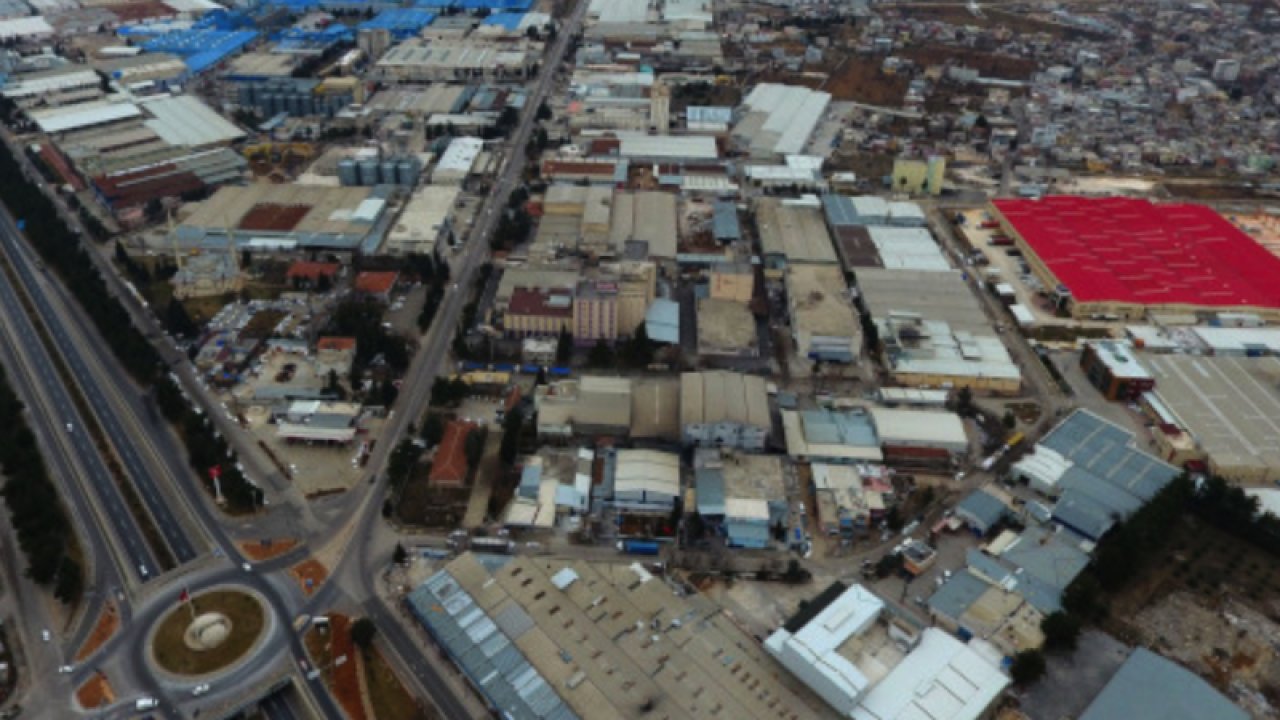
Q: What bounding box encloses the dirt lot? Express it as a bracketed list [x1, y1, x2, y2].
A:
[901, 47, 1040, 81]
[241, 405, 383, 495]
[1133, 593, 1280, 718]
[1105, 516, 1280, 716]
[75, 603, 119, 662]
[894, 5, 1108, 41]
[821, 56, 909, 106]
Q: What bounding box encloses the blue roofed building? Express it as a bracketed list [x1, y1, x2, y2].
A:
[687, 105, 733, 133]
[644, 298, 679, 344]
[782, 408, 884, 464]
[712, 200, 741, 243]
[954, 489, 1010, 536]
[139, 28, 259, 74]
[481, 11, 525, 31]
[406, 554, 580, 720]
[358, 8, 436, 39]
[1012, 409, 1180, 540]
[694, 449, 787, 548]
[1081, 648, 1248, 720]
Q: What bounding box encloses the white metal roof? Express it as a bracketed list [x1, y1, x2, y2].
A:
[851, 628, 1008, 720]
[616, 132, 718, 160]
[867, 225, 951, 272]
[736, 83, 831, 157]
[766, 584, 883, 713]
[141, 94, 245, 147]
[0, 68, 100, 99]
[869, 407, 968, 449]
[162, 0, 223, 12]
[724, 497, 769, 521]
[0, 16, 52, 39]
[588, 0, 648, 23]
[436, 136, 484, 173]
[31, 100, 141, 134]
[614, 449, 680, 498]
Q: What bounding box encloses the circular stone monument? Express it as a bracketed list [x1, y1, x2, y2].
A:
[183, 612, 233, 651]
[150, 589, 266, 676]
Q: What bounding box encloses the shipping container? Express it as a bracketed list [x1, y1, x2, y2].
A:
[617, 540, 660, 556]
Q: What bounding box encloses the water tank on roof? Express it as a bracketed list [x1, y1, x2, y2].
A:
[376, 161, 396, 184]
[337, 158, 359, 187]
[358, 159, 379, 186]
[396, 158, 421, 186]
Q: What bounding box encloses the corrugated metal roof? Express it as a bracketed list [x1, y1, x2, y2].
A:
[1081, 648, 1247, 720]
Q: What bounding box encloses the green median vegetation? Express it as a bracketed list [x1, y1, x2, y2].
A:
[0, 139, 260, 514]
[0, 364, 83, 603]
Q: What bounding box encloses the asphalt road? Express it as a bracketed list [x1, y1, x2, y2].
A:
[0, 233, 159, 582]
[0, 208, 197, 569]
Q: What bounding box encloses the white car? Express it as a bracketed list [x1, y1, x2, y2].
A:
[191, 683, 210, 697]
[65, 422, 73, 432]
[41, 629, 50, 642]
[242, 562, 252, 573]
[57, 664, 74, 674]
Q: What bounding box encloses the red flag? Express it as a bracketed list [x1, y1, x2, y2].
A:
[179, 587, 190, 604]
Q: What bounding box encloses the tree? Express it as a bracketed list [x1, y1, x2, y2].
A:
[555, 327, 573, 365]
[1009, 650, 1046, 686]
[587, 339, 614, 369]
[350, 618, 377, 653]
[421, 413, 445, 446]
[392, 543, 407, 565]
[326, 369, 343, 397]
[499, 407, 524, 465]
[953, 387, 975, 417]
[537, 102, 552, 121]
[164, 297, 197, 337]
[54, 559, 82, 604]
[1003, 410, 1017, 430]
[623, 323, 655, 369]
[464, 428, 485, 467]
[1041, 611, 1081, 652]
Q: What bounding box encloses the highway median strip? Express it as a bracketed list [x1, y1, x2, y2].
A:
[74, 601, 120, 662]
[0, 140, 261, 517]
[0, 248, 176, 574]
[0, 358, 84, 603]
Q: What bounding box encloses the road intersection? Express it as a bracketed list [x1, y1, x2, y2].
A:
[0, 2, 588, 718]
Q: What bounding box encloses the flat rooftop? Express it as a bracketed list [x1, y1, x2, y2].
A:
[994, 196, 1280, 310]
[182, 184, 384, 237]
[1145, 354, 1280, 479]
[856, 268, 993, 336]
[696, 298, 757, 355]
[408, 553, 837, 720]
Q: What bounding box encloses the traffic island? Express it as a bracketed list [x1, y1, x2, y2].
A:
[74, 672, 115, 710]
[75, 602, 120, 662]
[149, 589, 266, 676]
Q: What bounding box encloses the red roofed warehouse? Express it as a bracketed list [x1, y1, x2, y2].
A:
[504, 287, 573, 338]
[286, 261, 340, 289]
[353, 271, 400, 302]
[990, 196, 1280, 320]
[430, 420, 477, 487]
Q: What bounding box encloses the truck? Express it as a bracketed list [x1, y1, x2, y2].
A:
[470, 537, 515, 554]
[617, 539, 660, 556]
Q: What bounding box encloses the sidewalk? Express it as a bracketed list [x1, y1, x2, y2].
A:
[373, 579, 488, 720]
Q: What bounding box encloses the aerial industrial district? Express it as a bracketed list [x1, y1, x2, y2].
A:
[0, 0, 1278, 718]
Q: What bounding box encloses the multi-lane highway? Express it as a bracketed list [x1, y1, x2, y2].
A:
[0, 3, 589, 719]
[0, 239, 159, 583]
[0, 212, 198, 570]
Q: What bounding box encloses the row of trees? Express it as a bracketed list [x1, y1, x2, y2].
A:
[0, 140, 262, 514]
[1013, 472, 1280, 687]
[0, 365, 83, 603]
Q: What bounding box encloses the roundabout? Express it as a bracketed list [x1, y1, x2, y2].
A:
[148, 588, 268, 677]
